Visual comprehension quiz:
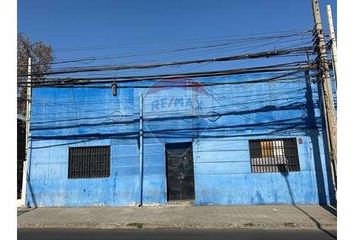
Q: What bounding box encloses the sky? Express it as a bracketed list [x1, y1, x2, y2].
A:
[18, 0, 337, 77]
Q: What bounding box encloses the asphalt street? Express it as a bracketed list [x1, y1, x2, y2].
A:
[18, 228, 337, 240]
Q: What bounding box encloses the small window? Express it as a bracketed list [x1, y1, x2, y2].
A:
[68, 146, 110, 178]
[249, 138, 300, 173]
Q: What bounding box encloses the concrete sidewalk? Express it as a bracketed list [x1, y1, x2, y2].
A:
[17, 205, 336, 230]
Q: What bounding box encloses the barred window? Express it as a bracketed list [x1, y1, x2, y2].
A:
[249, 138, 300, 173]
[68, 146, 110, 178]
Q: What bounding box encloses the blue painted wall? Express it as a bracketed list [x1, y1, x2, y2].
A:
[26, 72, 335, 207]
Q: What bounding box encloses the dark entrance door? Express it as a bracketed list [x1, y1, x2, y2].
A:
[165, 142, 195, 201]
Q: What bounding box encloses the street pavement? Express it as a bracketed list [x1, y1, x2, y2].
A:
[18, 228, 337, 240]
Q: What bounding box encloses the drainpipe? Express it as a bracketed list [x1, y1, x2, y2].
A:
[139, 94, 144, 206]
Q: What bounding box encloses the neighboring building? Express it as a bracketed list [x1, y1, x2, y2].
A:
[23, 71, 336, 207]
[17, 116, 26, 200]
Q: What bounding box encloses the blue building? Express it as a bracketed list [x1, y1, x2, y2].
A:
[24, 71, 336, 207]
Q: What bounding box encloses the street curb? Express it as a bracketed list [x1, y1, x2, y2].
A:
[17, 222, 337, 231]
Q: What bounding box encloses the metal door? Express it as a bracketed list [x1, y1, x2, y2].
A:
[166, 142, 195, 201]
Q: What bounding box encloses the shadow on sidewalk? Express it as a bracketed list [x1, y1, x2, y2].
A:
[320, 205, 337, 217]
[281, 170, 336, 239]
[17, 208, 37, 217]
[18, 175, 38, 217]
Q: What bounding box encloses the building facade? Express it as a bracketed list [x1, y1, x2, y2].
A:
[24, 71, 336, 207]
[17, 117, 26, 200]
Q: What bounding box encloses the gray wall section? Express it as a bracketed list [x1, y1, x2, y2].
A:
[25, 72, 335, 207]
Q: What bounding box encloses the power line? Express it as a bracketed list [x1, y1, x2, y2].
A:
[18, 31, 313, 68]
[18, 46, 313, 77]
[18, 62, 314, 87]
[52, 30, 312, 52]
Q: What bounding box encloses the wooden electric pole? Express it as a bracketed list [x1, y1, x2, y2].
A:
[326, 4, 337, 87]
[311, 0, 337, 191]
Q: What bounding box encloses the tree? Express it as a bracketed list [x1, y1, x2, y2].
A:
[17, 33, 54, 117]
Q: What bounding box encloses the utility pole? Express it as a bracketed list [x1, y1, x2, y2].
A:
[311, 0, 337, 191]
[326, 4, 337, 87]
[20, 57, 32, 205]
